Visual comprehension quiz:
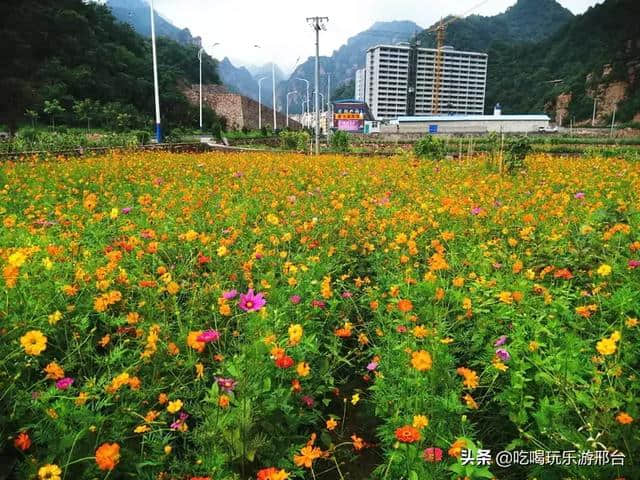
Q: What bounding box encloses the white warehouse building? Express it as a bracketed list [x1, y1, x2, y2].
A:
[365, 43, 488, 120]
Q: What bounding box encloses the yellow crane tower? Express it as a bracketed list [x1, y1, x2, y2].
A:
[428, 0, 491, 114]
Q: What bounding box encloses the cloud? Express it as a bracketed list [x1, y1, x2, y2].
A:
[150, 0, 601, 73]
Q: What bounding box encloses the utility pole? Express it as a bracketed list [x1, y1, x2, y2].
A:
[272, 62, 277, 131]
[149, 0, 162, 142]
[258, 76, 267, 130]
[286, 91, 297, 128]
[610, 104, 617, 138]
[592, 97, 597, 127]
[327, 73, 331, 112]
[307, 16, 328, 155]
[296, 78, 310, 128]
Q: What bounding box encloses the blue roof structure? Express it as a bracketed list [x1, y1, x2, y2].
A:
[397, 114, 550, 122]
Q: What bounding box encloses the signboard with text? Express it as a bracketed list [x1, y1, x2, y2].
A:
[337, 119, 361, 131]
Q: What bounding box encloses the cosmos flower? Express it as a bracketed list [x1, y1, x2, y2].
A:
[196, 330, 220, 343]
[423, 447, 443, 462]
[95, 443, 120, 471]
[290, 295, 301, 304]
[55, 378, 74, 390]
[216, 377, 237, 392]
[222, 289, 238, 299]
[495, 349, 511, 362]
[366, 361, 378, 371]
[238, 289, 266, 312]
[494, 335, 508, 347]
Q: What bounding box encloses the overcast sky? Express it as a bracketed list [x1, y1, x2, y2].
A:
[150, 0, 602, 73]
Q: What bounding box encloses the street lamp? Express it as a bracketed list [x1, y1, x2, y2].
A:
[254, 45, 277, 131]
[258, 76, 268, 130]
[296, 78, 310, 127]
[149, 0, 162, 142]
[286, 91, 298, 128]
[199, 42, 220, 131]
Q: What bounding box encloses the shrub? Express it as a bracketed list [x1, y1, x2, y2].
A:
[330, 130, 350, 152]
[414, 134, 445, 160]
[503, 135, 532, 172]
[279, 130, 310, 151]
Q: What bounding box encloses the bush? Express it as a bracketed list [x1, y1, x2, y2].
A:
[134, 130, 151, 145]
[330, 130, 350, 152]
[414, 134, 445, 160]
[279, 130, 310, 151]
[504, 135, 532, 172]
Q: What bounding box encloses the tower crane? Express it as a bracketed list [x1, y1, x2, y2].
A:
[425, 0, 491, 114]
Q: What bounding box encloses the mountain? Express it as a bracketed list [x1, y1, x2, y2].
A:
[0, 0, 221, 132]
[277, 20, 422, 114]
[105, 0, 201, 46]
[217, 58, 280, 107]
[485, 0, 640, 123]
[416, 0, 573, 51]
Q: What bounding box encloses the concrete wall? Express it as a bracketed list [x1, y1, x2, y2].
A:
[380, 119, 549, 134]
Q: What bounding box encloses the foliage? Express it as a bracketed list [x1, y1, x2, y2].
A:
[330, 130, 350, 152]
[503, 135, 532, 172]
[1, 152, 639, 479]
[0, 128, 141, 154]
[414, 134, 446, 160]
[0, 0, 223, 132]
[279, 130, 310, 151]
[43, 100, 65, 128]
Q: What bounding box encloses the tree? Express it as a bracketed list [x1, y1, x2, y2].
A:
[73, 99, 99, 131]
[25, 109, 39, 128]
[43, 99, 65, 128]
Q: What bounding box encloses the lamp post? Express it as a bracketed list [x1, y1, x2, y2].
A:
[286, 91, 298, 128]
[258, 76, 268, 130]
[149, 0, 162, 142]
[296, 78, 310, 127]
[272, 62, 277, 131]
[199, 42, 219, 131]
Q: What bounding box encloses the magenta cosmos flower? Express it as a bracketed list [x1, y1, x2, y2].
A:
[238, 289, 266, 312]
[216, 377, 237, 393]
[222, 289, 238, 300]
[290, 295, 301, 304]
[494, 335, 508, 347]
[495, 348, 511, 362]
[55, 378, 74, 390]
[423, 447, 443, 462]
[366, 361, 378, 371]
[197, 329, 220, 343]
[628, 260, 640, 269]
[574, 192, 586, 199]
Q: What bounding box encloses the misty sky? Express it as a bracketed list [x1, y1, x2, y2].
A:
[150, 0, 603, 73]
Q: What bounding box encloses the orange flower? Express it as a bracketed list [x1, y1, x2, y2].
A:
[351, 434, 365, 450]
[411, 350, 433, 371]
[14, 432, 31, 451]
[456, 367, 479, 389]
[218, 395, 230, 408]
[293, 445, 323, 468]
[44, 362, 65, 380]
[187, 331, 205, 353]
[395, 425, 421, 443]
[257, 467, 289, 480]
[95, 442, 120, 471]
[397, 299, 413, 312]
[616, 412, 633, 425]
[448, 438, 467, 458]
[326, 418, 338, 431]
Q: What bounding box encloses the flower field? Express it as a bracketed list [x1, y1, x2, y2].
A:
[1, 151, 639, 480]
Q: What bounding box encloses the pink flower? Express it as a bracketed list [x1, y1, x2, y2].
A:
[494, 335, 508, 347]
[238, 289, 266, 312]
[628, 260, 640, 269]
[290, 295, 301, 304]
[311, 300, 326, 309]
[495, 348, 511, 362]
[254, 253, 263, 260]
[574, 192, 585, 199]
[301, 395, 315, 408]
[341, 291, 353, 298]
[216, 377, 237, 392]
[197, 329, 220, 343]
[121, 207, 132, 214]
[222, 290, 238, 300]
[396, 325, 407, 333]
[471, 206, 483, 215]
[366, 362, 378, 371]
[55, 378, 74, 390]
[423, 447, 443, 462]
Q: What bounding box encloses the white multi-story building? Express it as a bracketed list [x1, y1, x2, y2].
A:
[354, 68, 366, 101]
[365, 44, 488, 120]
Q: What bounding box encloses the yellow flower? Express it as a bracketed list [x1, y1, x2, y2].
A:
[528, 340, 540, 352]
[596, 337, 617, 356]
[411, 350, 433, 371]
[626, 317, 638, 328]
[412, 415, 429, 429]
[351, 393, 360, 405]
[167, 400, 183, 414]
[288, 324, 303, 346]
[8, 251, 27, 267]
[217, 245, 228, 257]
[166, 281, 180, 295]
[38, 464, 62, 480]
[20, 330, 47, 356]
[296, 362, 310, 377]
[134, 425, 151, 433]
[195, 363, 204, 380]
[597, 264, 612, 276]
